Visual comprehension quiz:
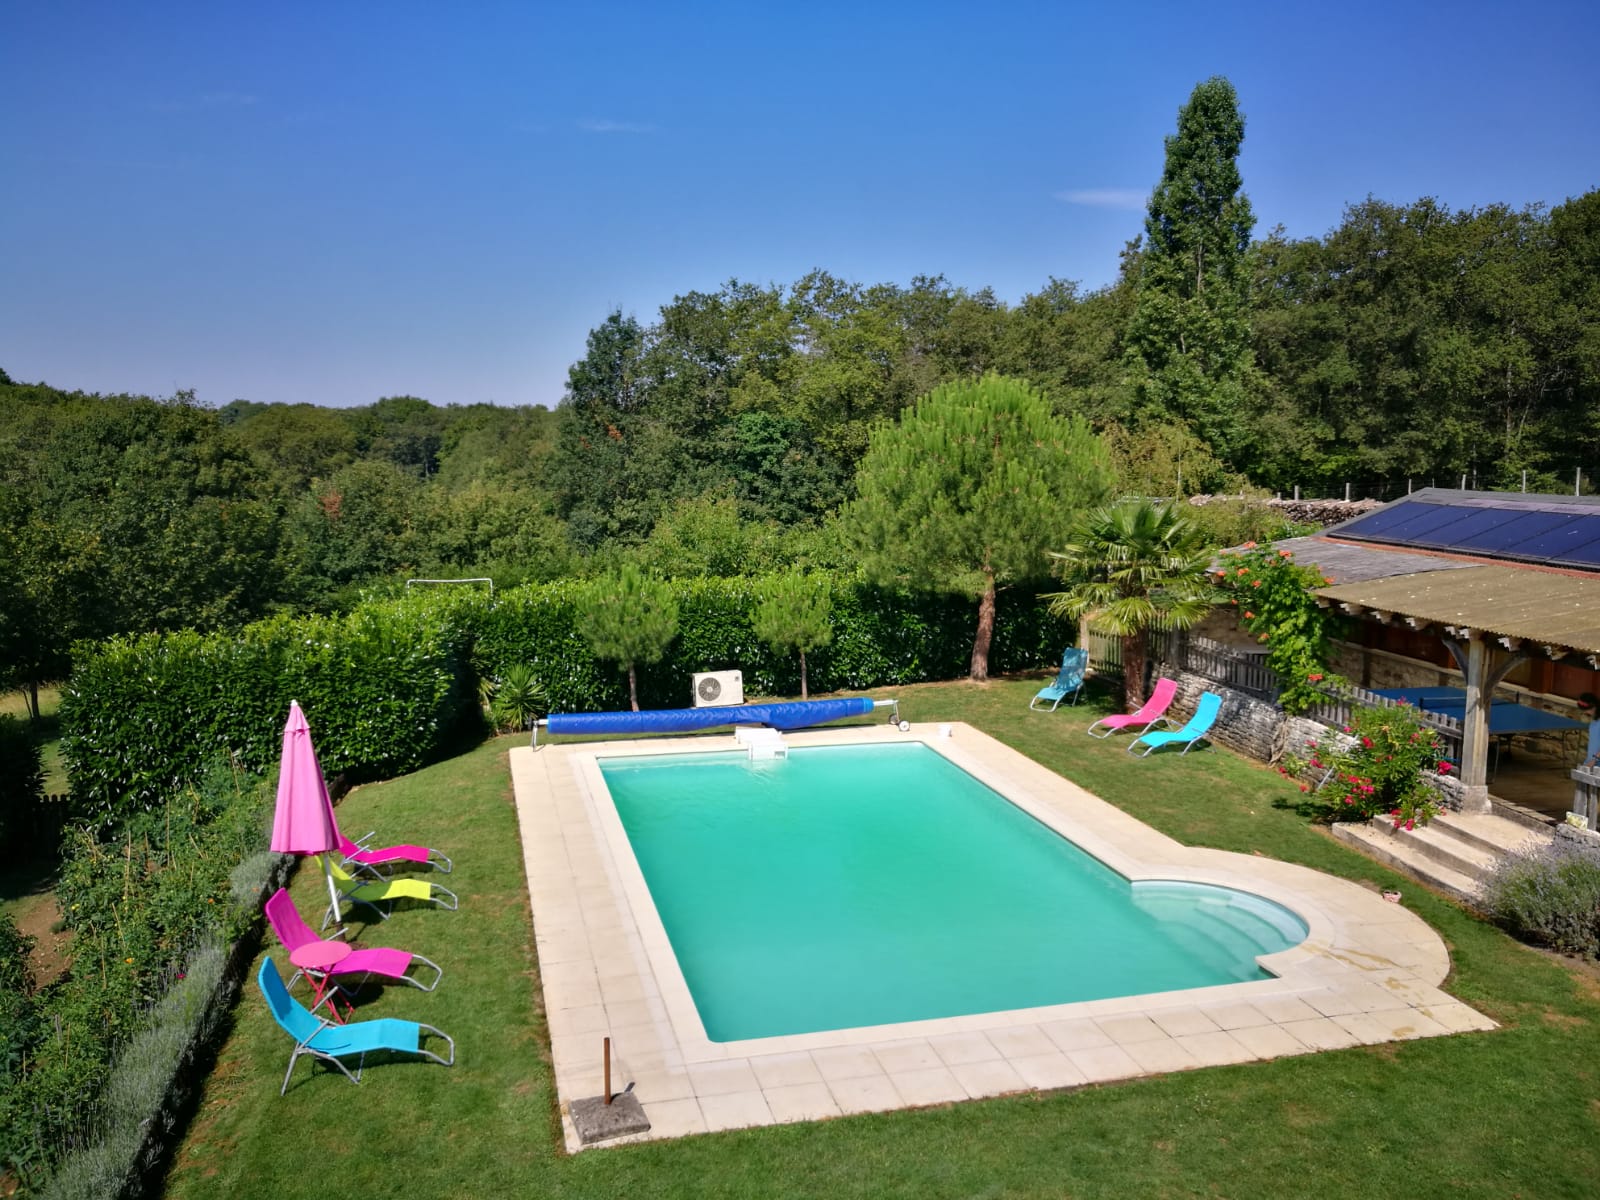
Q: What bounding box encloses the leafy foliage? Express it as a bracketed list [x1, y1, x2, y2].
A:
[1, 761, 271, 1190]
[487, 664, 548, 733]
[1481, 840, 1600, 959]
[466, 573, 1069, 714]
[578, 564, 681, 711]
[0, 713, 44, 845]
[1212, 543, 1343, 713]
[1302, 705, 1448, 827]
[59, 598, 474, 824]
[751, 572, 834, 699]
[1126, 76, 1257, 464]
[1044, 500, 1219, 707]
[844, 374, 1112, 680]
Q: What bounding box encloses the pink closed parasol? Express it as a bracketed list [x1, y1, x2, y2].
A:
[271, 701, 344, 931]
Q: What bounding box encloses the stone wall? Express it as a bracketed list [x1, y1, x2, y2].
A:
[1184, 495, 1381, 528]
[1151, 658, 1470, 813]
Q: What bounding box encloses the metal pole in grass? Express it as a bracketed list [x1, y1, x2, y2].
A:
[604, 1036, 612, 1105]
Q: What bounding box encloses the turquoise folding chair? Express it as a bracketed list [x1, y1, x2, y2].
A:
[258, 958, 454, 1095]
[1130, 691, 1223, 757]
[1030, 648, 1089, 711]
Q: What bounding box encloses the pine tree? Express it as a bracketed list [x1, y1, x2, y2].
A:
[844, 373, 1112, 681]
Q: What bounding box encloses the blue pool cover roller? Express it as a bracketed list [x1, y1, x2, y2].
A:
[547, 696, 878, 737]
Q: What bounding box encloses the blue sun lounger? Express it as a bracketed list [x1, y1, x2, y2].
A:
[258, 958, 455, 1095]
[1129, 691, 1222, 757]
[1030, 648, 1089, 711]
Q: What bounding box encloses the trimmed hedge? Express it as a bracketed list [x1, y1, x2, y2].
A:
[60, 600, 475, 825]
[466, 573, 1071, 713]
[60, 573, 1068, 823]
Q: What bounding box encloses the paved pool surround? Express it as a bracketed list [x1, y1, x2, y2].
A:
[509, 723, 1495, 1151]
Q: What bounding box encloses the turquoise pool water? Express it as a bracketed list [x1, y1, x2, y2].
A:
[601, 742, 1306, 1042]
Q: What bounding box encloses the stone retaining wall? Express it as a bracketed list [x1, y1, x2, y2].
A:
[1151, 660, 1467, 812]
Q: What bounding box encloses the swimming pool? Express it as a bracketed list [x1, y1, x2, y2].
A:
[602, 742, 1306, 1041]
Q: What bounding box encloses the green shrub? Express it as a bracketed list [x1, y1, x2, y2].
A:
[465, 572, 1069, 713]
[60, 598, 474, 824]
[0, 713, 45, 845]
[1481, 840, 1600, 959]
[2, 761, 272, 1186]
[0, 913, 42, 1180]
[1303, 704, 1448, 828]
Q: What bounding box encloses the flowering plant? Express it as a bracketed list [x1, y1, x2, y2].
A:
[1214, 544, 1344, 714]
[1303, 704, 1446, 827]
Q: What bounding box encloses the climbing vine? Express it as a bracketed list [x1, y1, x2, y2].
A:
[1214, 543, 1344, 714]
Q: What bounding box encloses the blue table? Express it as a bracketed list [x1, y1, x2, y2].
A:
[1370, 688, 1585, 735]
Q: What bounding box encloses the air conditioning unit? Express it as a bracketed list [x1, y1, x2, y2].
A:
[692, 670, 743, 707]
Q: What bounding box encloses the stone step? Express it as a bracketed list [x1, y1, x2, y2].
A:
[1432, 810, 1554, 858]
[1362, 815, 1502, 881]
[1330, 821, 1482, 904]
[1488, 796, 1560, 834]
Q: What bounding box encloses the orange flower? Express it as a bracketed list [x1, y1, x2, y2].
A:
[1243, 611, 1255, 619]
[1236, 567, 1249, 576]
[1322, 577, 1335, 585]
[1279, 549, 1292, 557]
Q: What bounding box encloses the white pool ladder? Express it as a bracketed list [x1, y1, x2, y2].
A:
[735, 726, 788, 760]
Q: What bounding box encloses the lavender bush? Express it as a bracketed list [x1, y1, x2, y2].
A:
[1480, 840, 1600, 959]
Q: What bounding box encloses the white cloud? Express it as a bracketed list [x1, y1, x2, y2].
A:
[1054, 188, 1147, 212]
[577, 118, 656, 135]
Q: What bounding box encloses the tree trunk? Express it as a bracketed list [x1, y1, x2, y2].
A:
[1121, 631, 1147, 711]
[799, 648, 809, 701]
[627, 664, 639, 712]
[969, 571, 996, 682]
[27, 679, 40, 721]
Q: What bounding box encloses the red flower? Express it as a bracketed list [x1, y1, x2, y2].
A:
[1242, 541, 1258, 550]
[1322, 577, 1335, 585]
[1405, 819, 1415, 831]
[1251, 579, 1263, 588]
[1243, 611, 1255, 619]
[1299, 783, 1309, 793]
[1361, 736, 1373, 748]
[1237, 567, 1249, 576]
[1279, 549, 1293, 557]
[1307, 673, 1323, 682]
[1437, 761, 1452, 773]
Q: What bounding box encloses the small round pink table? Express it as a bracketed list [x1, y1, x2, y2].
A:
[290, 940, 353, 1023]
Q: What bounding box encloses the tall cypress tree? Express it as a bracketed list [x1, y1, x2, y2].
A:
[1126, 76, 1256, 467]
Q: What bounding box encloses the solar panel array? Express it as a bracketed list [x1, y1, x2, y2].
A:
[1332, 496, 1600, 570]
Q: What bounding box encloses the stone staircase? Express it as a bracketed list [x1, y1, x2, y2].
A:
[1330, 807, 1555, 904]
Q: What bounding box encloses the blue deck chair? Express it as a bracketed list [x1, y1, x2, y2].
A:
[258, 958, 455, 1095]
[1030, 648, 1089, 711]
[1129, 691, 1223, 757]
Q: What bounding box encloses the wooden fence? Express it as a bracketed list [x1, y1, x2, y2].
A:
[1154, 631, 1281, 701]
[1303, 683, 1464, 752]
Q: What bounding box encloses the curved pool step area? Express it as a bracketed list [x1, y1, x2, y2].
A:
[510, 724, 1496, 1151]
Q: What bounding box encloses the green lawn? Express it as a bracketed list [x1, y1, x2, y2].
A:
[163, 678, 1600, 1199]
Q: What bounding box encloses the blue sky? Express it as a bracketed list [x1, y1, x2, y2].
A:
[3, 1, 1596, 410]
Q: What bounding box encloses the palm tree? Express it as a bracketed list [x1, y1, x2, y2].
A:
[1043, 500, 1220, 709]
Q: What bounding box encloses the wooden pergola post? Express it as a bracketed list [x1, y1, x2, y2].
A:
[1458, 634, 1493, 813]
[1441, 630, 1529, 815]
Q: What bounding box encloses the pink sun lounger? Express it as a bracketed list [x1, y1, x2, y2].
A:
[1085, 676, 1179, 738]
[264, 888, 443, 1006]
[338, 832, 452, 875]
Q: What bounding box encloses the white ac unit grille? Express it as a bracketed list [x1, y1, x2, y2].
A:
[692, 670, 743, 707]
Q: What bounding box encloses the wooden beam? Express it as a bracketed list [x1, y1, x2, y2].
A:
[1340, 602, 1365, 617]
[1372, 610, 1393, 624]
[1499, 636, 1523, 651]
